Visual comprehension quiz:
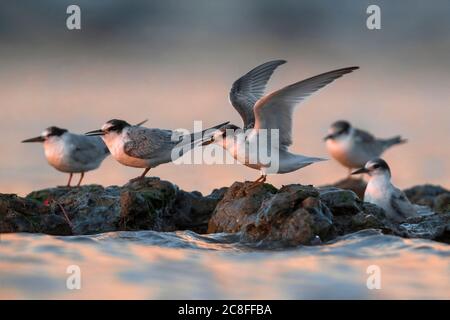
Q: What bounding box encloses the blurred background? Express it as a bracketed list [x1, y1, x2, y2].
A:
[1, 0, 449, 195]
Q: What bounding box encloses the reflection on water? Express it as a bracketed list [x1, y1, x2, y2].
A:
[1, 229, 449, 299]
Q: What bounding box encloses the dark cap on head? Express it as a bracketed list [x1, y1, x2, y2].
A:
[324, 120, 351, 140]
[45, 126, 68, 137]
[351, 158, 391, 176]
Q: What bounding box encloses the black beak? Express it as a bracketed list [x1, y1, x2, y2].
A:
[323, 134, 334, 141]
[85, 129, 105, 136]
[351, 167, 369, 175]
[201, 137, 215, 146]
[136, 119, 148, 126]
[22, 136, 45, 143]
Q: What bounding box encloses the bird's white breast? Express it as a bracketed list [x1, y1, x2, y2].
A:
[364, 174, 397, 218]
[102, 131, 149, 168]
[43, 137, 70, 172]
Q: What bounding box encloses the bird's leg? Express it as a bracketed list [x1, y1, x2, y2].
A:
[253, 175, 264, 183]
[76, 172, 85, 187]
[250, 174, 267, 186]
[130, 168, 151, 182]
[66, 173, 73, 187]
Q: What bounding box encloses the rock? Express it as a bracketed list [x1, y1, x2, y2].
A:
[404, 185, 450, 214]
[318, 187, 362, 215]
[1, 177, 226, 236]
[324, 177, 367, 199]
[1, 178, 449, 244]
[242, 185, 333, 246]
[0, 194, 71, 235]
[207, 181, 277, 233]
[209, 182, 332, 246]
[396, 212, 450, 242]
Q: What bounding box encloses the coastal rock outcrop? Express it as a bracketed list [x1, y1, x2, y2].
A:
[0, 178, 449, 245]
[6, 177, 226, 235]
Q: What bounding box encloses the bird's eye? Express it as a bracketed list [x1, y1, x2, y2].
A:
[373, 164, 380, 169]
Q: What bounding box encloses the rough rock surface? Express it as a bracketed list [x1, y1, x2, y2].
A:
[404, 185, 450, 214]
[323, 177, 367, 199]
[209, 182, 450, 245]
[8, 177, 226, 235]
[0, 194, 71, 235]
[1, 178, 449, 245]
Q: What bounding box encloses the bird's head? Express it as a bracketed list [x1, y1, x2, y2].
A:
[85, 119, 148, 139]
[85, 119, 133, 138]
[22, 126, 68, 143]
[351, 158, 391, 177]
[201, 123, 242, 146]
[324, 120, 352, 141]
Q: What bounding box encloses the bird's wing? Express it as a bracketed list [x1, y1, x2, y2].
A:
[390, 188, 416, 219]
[354, 128, 376, 143]
[229, 60, 286, 129]
[72, 135, 108, 165]
[253, 66, 359, 148]
[124, 127, 176, 159]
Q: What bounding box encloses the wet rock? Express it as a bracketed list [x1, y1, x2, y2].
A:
[404, 185, 450, 214]
[0, 194, 71, 235]
[396, 212, 450, 242]
[1, 178, 449, 244]
[171, 187, 228, 234]
[48, 185, 121, 235]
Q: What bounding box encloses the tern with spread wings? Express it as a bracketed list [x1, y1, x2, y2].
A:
[203, 60, 359, 183]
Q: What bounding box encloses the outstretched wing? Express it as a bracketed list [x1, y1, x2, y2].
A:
[229, 60, 286, 129]
[254, 66, 359, 148]
[124, 127, 176, 159]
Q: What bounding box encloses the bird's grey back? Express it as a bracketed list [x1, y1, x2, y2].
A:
[353, 128, 405, 157]
[124, 127, 177, 159]
[69, 134, 109, 165]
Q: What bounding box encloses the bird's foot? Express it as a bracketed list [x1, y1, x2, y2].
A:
[249, 175, 267, 188]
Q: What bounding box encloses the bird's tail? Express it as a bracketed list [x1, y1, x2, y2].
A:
[381, 135, 407, 150]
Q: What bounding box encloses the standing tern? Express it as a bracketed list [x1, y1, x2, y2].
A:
[351, 158, 417, 222]
[203, 60, 359, 183]
[86, 119, 229, 181]
[22, 126, 110, 187]
[324, 120, 407, 175]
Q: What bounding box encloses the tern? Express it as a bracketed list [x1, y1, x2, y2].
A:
[86, 119, 229, 181]
[351, 158, 418, 222]
[203, 60, 359, 183]
[22, 126, 110, 187]
[324, 120, 406, 175]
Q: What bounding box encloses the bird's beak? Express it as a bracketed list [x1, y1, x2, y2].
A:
[22, 136, 45, 143]
[85, 129, 105, 136]
[351, 167, 369, 175]
[136, 119, 148, 126]
[323, 134, 334, 141]
[201, 137, 215, 146]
